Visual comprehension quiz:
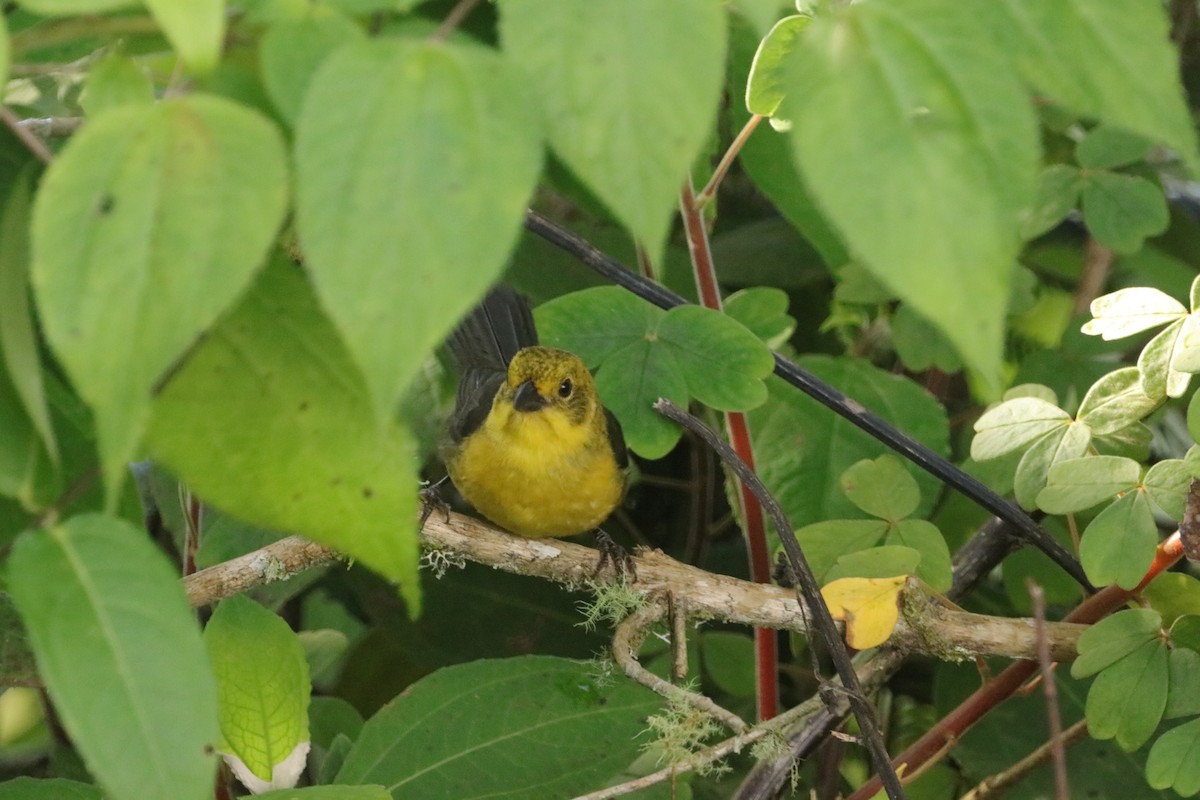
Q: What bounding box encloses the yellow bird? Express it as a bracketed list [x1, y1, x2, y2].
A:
[441, 286, 629, 541]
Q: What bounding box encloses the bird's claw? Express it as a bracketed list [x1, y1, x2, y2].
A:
[593, 528, 637, 582]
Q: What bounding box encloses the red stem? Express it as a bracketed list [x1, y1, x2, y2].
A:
[680, 179, 778, 720]
[846, 533, 1185, 800]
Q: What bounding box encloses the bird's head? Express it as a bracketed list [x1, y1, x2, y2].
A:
[505, 346, 598, 426]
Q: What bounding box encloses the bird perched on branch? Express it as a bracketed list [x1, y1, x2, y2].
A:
[436, 286, 630, 567]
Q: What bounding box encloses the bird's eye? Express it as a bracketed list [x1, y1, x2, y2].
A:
[558, 378, 573, 398]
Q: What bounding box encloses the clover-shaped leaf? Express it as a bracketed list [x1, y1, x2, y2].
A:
[537, 287, 774, 458]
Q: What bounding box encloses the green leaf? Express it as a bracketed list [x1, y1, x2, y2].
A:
[0, 168, 55, 463]
[335, 656, 663, 798]
[890, 305, 962, 374]
[1077, 125, 1154, 171]
[1139, 320, 1192, 400]
[1189, 391, 1200, 445]
[745, 15, 810, 121]
[1020, 164, 1082, 240]
[1079, 490, 1159, 589]
[260, 10, 364, 125]
[1076, 366, 1162, 434]
[206, 596, 310, 792]
[1169, 313, 1200, 375]
[1080, 171, 1170, 255]
[80, 54, 154, 117]
[1172, 615, 1200, 653]
[13, 0, 128, 12]
[728, 18, 846, 267]
[1146, 576, 1200, 630]
[1144, 459, 1191, 520]
[699, 631, 756, 698]
[1166, 648, 1200, 719]
[1147, 717, 1200, 795]
[883, 519, 951, 593]
[722, 287, 796, 349]
[31, 95, 288, 502]
[795, 519, 888, 583]
[1086, 638, 1169, 751]
[0, 778, 103, 800]
[971, 397, 1072, 460]
[839, 455, 920, 521]
[143, 0, 224, 73]
[986, 0, 1197, 164]
[498, 0, 725, 259]
[751, 358, 949, 527]
[782, 0, 1039, 394]
[295, 39, 541, 422]
[1036, 455, 1141, 514]
[1082, 287, 1186, 340]
[536, 288, 774, 458]
[259, 789, 390, 800]
[1073, 608, 1164, 679]
[7, 514, 219, 800]
[1013, 421, 1092, 509]
[824, 545, 920, 584]
[146, 259, 421, 608]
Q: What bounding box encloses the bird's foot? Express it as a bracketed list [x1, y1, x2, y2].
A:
[593, 528, 637, 582]
[418, 476, 452, 529]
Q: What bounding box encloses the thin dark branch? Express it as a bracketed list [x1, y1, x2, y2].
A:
[1028, 580, 1070, 800]
[654, 398, 906, 800]
[2, 108, 53, 163]
[523, 209, 1093, 592]
[430, 0, 483, 41]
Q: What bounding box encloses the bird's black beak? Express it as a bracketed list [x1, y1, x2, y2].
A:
[512, 379, 548, 412]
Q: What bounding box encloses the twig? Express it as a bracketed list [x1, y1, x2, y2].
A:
[16, 116, 84, 137]
[695, 114, 763, 209]
[522, 208, 1093, 591]
[430, 0, 483, 42]
[959, 719, 1089, 800]
[178, 513, 1088, 661]
[611, 600, 748, 734]
[1028, 580, 1070, 800]
[10, 14, 162, 58]
[679, 178, 778, 720]
[2, 109, 53, 164]
[653, 398, 907, 800]
[1073, 238, 1115, 316]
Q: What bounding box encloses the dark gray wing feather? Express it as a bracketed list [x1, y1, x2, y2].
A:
[447, 287, 538, 442]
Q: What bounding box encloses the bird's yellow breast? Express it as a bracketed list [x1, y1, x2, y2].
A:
[446, 400, 624, 538]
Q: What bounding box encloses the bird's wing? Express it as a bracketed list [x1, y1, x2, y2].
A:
[446, 286, 539, 442]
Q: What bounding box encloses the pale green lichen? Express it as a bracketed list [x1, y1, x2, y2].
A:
[642, 686, 729, 777]
[577, 580, 646, 631]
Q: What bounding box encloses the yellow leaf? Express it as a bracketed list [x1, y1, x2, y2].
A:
[820, 575, 907, 649]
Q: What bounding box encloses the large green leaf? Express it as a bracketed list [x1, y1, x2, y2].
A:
[0, 169, 55, 464]
[782, 0, 1039, 394]
[143, 0, 224, 73]
[260, 9, 364, 125]
[985, 0, 1197, 163]
[7, 514, 219, 800]
[750, 357, 949, 528]
[498, 0, 725, 261]
[206, 596, 311, 792]
[146, 259, 420, 608]
[537, 287, 774, 458]
[295, 39, 541, 422]
[335, 656, 663, 798]
[31, 95, 288, 501]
